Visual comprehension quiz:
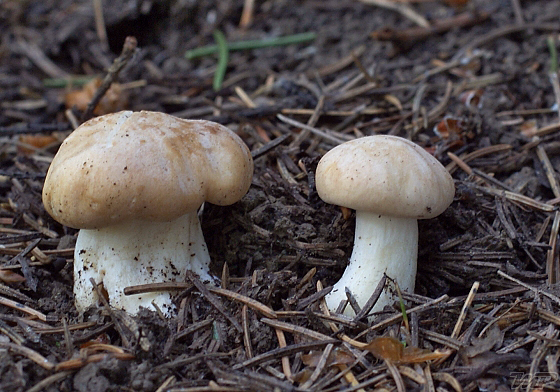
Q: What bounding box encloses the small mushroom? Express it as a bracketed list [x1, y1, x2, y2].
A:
[315, 135, 454, 317]
[42, 111, 253, 315]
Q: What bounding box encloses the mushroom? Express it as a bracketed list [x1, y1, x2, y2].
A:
[42, 111, 253, 315]
[315, 135, 454, 317]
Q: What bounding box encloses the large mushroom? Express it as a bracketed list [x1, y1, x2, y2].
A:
[315, 135, 454, 317]
[42, 111, 253, 315]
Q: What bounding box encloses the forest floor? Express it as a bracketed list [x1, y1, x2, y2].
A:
[2, 0, 560, 391]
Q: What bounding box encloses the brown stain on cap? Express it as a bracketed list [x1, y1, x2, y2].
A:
[42, 111, 254, 229]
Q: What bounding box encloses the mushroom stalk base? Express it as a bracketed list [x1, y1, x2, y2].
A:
[325, 212, 418, 318]
[73, 212, 212, 316]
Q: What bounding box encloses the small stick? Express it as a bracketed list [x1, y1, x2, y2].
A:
[466, 182, 557, 212]
[221, 262, 229, 290]
[316, 45, 366, 78]
[93, 0, 109, 52]
[534, 122, 560, 137]
[446, 144, 513, 174]
[547, 36, 560, 119]
[519, 303, 560, 327]
[55, 351, 134, 371]
[496, 198, 517, 240]
[398, 365, 425, 385]
[316, 282, 365, 391]
[297, 267, 317, 289]
[239, 0, 255, 28]
[82, 36, 138, 122]
[424, 365, 436, 392]
[405, 80, 453, 133]
[371, 11, 489, 52]
[34, 321, 97, 334]
[251, 133, 291, 160]
[300, 343, 334, 389]
[510, 0, 524, 25]
[175, 318, 213, 341]
[345, 287, 362, 315]
[277, 114, 346, 145]
[0, 232, 42, 245]
[209, 287, 277, 319]
[472, 169, 515, 192]
[410, 312, 419, 348]
[358, 0, 429, 27]
[0, 283, 34, 303]
[242, 305, 253, 359]
[9, 238, 42, 291]
[16, 37, 67, 78]
[0, 296, 48, 321]
[288, 95, 325, 149]
[452, 23, 560, 62]
[547, 211, 560, 285]
[62, 318, 73, 360]
[351, 51, 376, 83]
[261, 318, 333, 341]
[536, 216, 552, 243]
[26, 371, 73, 392]
[186, 272, 243, 333]
[89, 278, 131, 348]
[536, 145, 560, 198]
[0, 341, 55, 370]
[414, 57, 464, 82]
[386, 359, 406, 392]
[352, 274, 386, 323]
[154, 376, 176, 392]
[234, 86, 256, 108]
[232, 339, 339, 370]
[274, 328, 292, 380]
[355, 294, 449, 339]
[527, 326, 556, 391]
[22, 214, 58, 239]
[0, 319, 25, 344]
[65, 108, 80, 130]
[450, 281, 479, 339]
[498, 270, 560, 306]
[274, 310, 362, 328]
[447, 152, 473, 175]
[316, 282, 344, 335]
[14, 321, 40, 347]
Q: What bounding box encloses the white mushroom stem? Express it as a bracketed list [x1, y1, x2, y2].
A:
[73, 212, 212, 316]
[325, 212, 418, 317]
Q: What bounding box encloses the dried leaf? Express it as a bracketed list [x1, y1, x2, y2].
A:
[302, 347, 355, 367]
[64, 77, 128, 115]
[292, 368, 314, 383]
[461, 325, 504, 361]
[519, 120, 538, 138]
[459, 89, 484, 109]
[444, 0, 470, 8]
[434, 116, 468, 140]
[383, 94, 402, 111]
[366, 337, 403, 362]
[340, 206, 352, 220]
[365, 336, 448, 364]
[18, 134, 58, 155]
[79, 333, 111, 348]
[0, 269, 26, 284]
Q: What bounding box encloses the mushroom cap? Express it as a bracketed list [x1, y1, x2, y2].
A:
[315, 135, 454, 219]
[43, 111, 253, 229]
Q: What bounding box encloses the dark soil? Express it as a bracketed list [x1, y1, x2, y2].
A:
[2, 0, 560, 391]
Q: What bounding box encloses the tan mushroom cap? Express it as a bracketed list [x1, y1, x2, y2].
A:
[315, 135, 454, 219]
[42, 111, 253, 229]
